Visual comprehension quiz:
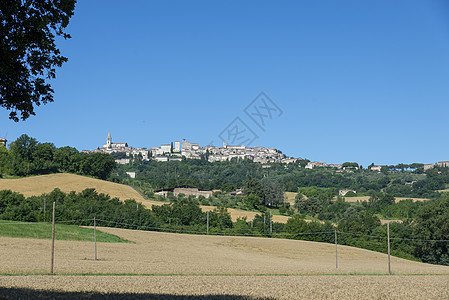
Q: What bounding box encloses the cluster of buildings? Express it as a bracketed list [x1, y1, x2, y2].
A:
[181, 140, 287, 163]
[85, 133, 449, 173]
[305, 161, 344, 170]
[85, 133, 298, 165]
[424, 161, 449, 171]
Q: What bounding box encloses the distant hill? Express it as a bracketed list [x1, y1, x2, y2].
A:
[0, 173, 147, 203]
[0, 173, 291, 223]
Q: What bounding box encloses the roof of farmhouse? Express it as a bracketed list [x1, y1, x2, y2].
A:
[153, 185, 212, 193]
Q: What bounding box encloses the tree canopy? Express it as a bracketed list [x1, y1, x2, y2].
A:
[0, 0, 76, 121]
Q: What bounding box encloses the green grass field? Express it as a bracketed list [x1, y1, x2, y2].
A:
[0, 220, 129, 243]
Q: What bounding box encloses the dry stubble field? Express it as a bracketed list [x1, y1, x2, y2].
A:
[1, 227, 449, 299]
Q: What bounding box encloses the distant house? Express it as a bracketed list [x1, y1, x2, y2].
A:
[339, 189, 356, 196]
[115, 158, 130, 165]
[305, 161, 328, 169]
[437, 161, 449, 168]
[154, 185, 213, 198]
[225, 189, 243, 196]
[370, 166, 382, 172]
[154, 156, 168, 162]
[126, 171, 136, 179]
[424, 163, 435, 171]
[0, 138, 6, 147]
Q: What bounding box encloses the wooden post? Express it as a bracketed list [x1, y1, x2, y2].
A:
[94, 216, 97, 261]
[387, 222, 391, 275]
[251, 209, 253, 228]
[50, 201, 55, 275]
[43, 199, 46, 222]
[270, 210, 272, 234]
[206, 211, 209, 233]
[335, 229, 338, 269]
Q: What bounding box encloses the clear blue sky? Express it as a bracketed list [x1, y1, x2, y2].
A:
[1, 0, 449, 167]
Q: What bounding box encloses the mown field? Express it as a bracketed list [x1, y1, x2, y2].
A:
[0, 173, 291, 223]
[0, 226, 448, 299]
[1, 226, 448, 276]
[0, 173, 147, 203]
[1, 275, 449, 299]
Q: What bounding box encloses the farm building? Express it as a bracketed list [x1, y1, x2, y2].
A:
[154, 185, 213, 198]
[339, 189, 356, 196]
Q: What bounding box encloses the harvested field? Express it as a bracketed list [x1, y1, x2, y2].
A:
[342, 196, 430, 203]
[395, 197, 430, 202]
[0, 173, 147, 204]
[1, 227, 448, 275]
[1, 275, 449, 299]
[1, 227, 449, 299]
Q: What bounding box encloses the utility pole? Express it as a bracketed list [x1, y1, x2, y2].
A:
[206, 211, 209, 234]
[335, 229, 338, 269]
[50, 202, 55, 275]
[94, 216, 97, 261]
[270, 210, 272, 234]
[43, 199, 46, 222]
[263, 214, 266, 231]
[251, 209, 253, 228]
[387, 222, 391, 275]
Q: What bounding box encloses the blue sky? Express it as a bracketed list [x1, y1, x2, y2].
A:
[1, 0, 449, 167]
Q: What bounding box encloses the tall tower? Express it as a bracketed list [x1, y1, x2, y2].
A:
[106, 132, 112, 148]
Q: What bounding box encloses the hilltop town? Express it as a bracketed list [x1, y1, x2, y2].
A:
[80, 133, 449, 171]
[83, 133, 294, 165]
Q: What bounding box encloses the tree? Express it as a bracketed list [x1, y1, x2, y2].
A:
[0, 0, 76, 121]
[261, 179, 283, 207]
[414, 195, 449, 265]
[8, 134, 38, 176]
[243, 176, 264, 199]
[243, 193, 261, 209]
[294, 192, 304, 213]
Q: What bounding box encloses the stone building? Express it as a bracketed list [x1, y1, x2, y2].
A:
[154, 185, 213, 198]
[102, 132, 128, 150]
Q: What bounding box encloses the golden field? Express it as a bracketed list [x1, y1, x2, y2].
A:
[1, 226, 448, 276]
[1, 275, 449, 299]
[0, 173, 290, 223]
[0, 173, 147, 203]
[0, 227, 449, 299]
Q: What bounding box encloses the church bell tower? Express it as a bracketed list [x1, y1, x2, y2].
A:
[107, 132, 112, 148]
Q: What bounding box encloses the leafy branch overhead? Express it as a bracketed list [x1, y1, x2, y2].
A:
[0, 0, 76, 121]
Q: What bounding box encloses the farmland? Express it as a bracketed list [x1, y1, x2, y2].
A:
[1, 275, 449, 299]
[1, 226, 448, 275]
[0, 173, 147, 203]
[0, 173, 291, 223]
[0, 227, 448, 299]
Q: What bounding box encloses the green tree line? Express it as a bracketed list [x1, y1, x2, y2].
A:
[0, 134, 115, 179]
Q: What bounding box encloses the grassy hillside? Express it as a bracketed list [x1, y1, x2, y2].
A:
[0, 220, 128, 243]
[1, 226, 448, 275]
